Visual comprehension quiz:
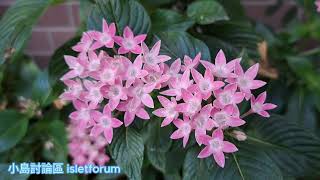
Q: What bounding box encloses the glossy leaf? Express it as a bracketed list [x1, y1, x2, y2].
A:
[88, 0, 151, 35]
[153, 31, 211, 64]
[0, 110, 29, 153]
[0, 0, 59, 65]
[151, 9, 194, 32]
[187, 1, 229, 25]
[109, 127, 144, 180]
[247, 114, 320, 177]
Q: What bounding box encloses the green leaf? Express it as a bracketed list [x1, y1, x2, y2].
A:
[145, 119, 172, 172]
[215, 0, 247, 22]
[247, 114, 320, 177]
[31, 70, 52, 106]
[286, 56, 320, 95]
[183, 146, 210, 180]
[153, 31, 211, 64]
[109, 127, 144, 180]
[88, 0, 151, 35]
[187, 1, 229, 25]
[207, 141, 283, 180]
[0, 164, 29, 180]
[151, 9, 194, 32]
[198, 22, 262, 59]
[0, 110, 29, 153]
[0, 0, 58, 65]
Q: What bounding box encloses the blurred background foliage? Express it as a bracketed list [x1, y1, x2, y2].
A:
[0, 0, 320, 179]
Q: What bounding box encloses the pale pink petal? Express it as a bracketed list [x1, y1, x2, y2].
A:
[124, 112, 135, 126]
[131, 46, 143, 54]
[136, 108, 150, 119]
[245, 63, 259, 79]
[183, 135, 190, 148]
[213, 151, 225, 168]
[150, 40, 161, 55]
[198, 146, 212, 158]
[157, 96, 171, 107]
[118, 47, 129, 54]
[170, 130, 184, 139]
[161, 117, 174, 127]
[90, 125, 104, 137]
[73, 100, 85, 110]
[103, 128, 113, 144]
[256, 92, 267, 104]
[263, 103, 277, 110]
[170, 58, 181, 73]
[111, 118, 123, 128]
[141, 94, 154, 108]
[153, 108, 166, 117]
[251, 80, 266, 89]
[215, 50, 226, 66]
[223, 141, 238, 153]
[228, 118, 246, 127]
[109, 23, 116, 35]
[234, 61, 244, 75]
[158, 55, 171, 63]
[172, 119, 184, 128]
[134, 34, 147, 43]
[212, 128, 224, 140]
[258, 110, 270, 117]
[191, 69, 203, 84]
[102, 19, 109, 32]
[124, 26, 133, 38]
[233, 92, 245, 104]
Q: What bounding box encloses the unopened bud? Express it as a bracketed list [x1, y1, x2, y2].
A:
[231, 130, 247, 141]
[44, 140, 54, 150]
[53, 99, 67, 109]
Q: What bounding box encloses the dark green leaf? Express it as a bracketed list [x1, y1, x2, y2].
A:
[151, 9, 194, 32]
[247, 114, 320, 177]
[153, 31, 211, 64]
[88, 0, 151, 35]
[0, 110, 29, 153]
[109, 127, 144, 180]
[0, 164, 29, 180]
[31, 70, 52, 106]
[0, 0, 59, 65]
[207, 141, 283, 180]
[187, 1, 229, 25]
[199, 22, 262, 59]
[183, 146, 210, 180]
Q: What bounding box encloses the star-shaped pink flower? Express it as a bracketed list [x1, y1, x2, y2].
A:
[176, 89, 202, 116]
[114, 26, 146, 54]
[250, 91, 277, 117]
[152, 96, 179, 127]
[181, 53, 201, 72]
[90, 105, 123, 143]
[201, 50, 238, 78]
[197, 128, 238, 168]
[69, 100, 97, 129]
[127, 80, 154, 108]
[60, 79, 83, 101]
[191, 104, 215, 145]
[211, 105, 245, 129]
[170, 116, 193, 148]
[233, 62, 266, 100]
[91, 19, 116, 48]
[72, 31, 100, 53]
[142, 41, 171, 72]
[190, 68, 225, 100]
[101, 79, 128, 110]
[213, 84, 245, 108]
[82, 80, 104, 107]
[117, 98, 150, 127]
[123, 55, 148, 87]
[61, 54, 88, 80]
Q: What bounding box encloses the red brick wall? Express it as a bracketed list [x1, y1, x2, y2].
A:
[0, 0, 298, 67]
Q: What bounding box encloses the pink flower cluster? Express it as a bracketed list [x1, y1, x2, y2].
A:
[67, 121, 110, 165]
[153, 50, 277, 168]
[60, 19, 276, 167]
[316, 0, 320, 12]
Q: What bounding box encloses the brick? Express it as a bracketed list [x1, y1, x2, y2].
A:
[0, 0, 15, 6]
[71, 4, 81, 26]
[0, 5, 9, 17]
[25, 31, 52, 53]
[51, 31, 76, 49]
[37, 4, 73, 28]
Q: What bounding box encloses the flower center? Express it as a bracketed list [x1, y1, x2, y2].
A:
[100, 34, 111, 43]
[252, 103, 262, 113]
[200, 80, 211, 92]
[89, 60, 100, 71]
[109, 86, 121, 97]
[214, 112, 229, 127]
[123, 39, 135, 50]
[101, 117, 111, 127]
[209, 138, 223, 151]
[238, 77, 250, 89]
[181, 124, 191, 135]
[219, 92, 231, 105]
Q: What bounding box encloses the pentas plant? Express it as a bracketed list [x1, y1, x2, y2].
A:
[60, 19, 276, 168]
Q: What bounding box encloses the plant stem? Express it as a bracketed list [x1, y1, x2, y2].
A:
[240, 109, 253, 119]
